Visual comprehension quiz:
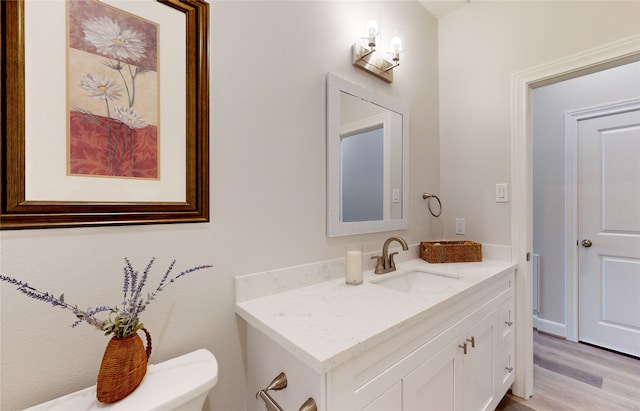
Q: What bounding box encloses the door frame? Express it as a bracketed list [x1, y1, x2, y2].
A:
[510, 34, 640, 399]
[564, 99, 640, 343]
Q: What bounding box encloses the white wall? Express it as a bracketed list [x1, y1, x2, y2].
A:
[532, 61, 640, 329]
[0, 2, 439, 410]
[438, 1, 640, 244]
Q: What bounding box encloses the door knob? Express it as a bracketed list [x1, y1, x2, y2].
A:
[581, 239, 592, 248]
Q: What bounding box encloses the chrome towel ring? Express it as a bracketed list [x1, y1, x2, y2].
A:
[422, 193, 442, 217]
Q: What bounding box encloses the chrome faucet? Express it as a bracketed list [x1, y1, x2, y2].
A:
[371, 237, 409, 274]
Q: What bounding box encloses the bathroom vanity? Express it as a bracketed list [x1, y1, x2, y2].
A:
[236, 257, 516, 411]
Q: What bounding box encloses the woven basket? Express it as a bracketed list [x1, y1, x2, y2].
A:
[420, 241, 482, 263]
[96, 328, 152, 403]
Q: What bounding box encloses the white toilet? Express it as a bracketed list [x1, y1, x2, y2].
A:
[24, 349, 218, 411]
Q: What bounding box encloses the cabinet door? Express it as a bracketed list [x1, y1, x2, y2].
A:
[362, 382, 401, 411]
[402, 341, 463, 411]
[497, 297, 515, 394]
[499, 296, 515, 344]
[462, 311, 496, 411]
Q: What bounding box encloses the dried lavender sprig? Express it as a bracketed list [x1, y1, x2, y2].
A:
[122, 258, 134, 302]
[133, 259, 177, 317]
[72, 306, 111, 328]
[126, 257, 139, 301]
[18, 290, 107, 330]
[174, 265, 213, 280]
[130, 257, 155, 311]
[1, 275, 108, 331]
[154, 259, 177, 294]
[2, 260, 213, 339]
[134, 263, 213, 319]
[0, 275, 36, 291]
[135, 297, 146, 314]
[16, 287, 63, 306]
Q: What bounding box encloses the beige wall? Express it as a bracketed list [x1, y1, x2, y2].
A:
[0, 2, 438, 410]
[438, 1, 640, 243]
[6, 1, 638, 409]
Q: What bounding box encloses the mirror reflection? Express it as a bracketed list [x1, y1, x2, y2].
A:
[327, 73, 408, 237]
[340, 91, 403, 222]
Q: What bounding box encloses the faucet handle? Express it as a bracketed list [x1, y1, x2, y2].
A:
[371, 255, 384, 274]
[388, 252, 399, 269]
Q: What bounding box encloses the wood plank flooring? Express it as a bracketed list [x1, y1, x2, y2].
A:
[496, 330, 640, 411]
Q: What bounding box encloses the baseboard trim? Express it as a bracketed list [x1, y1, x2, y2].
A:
[533, 315, 566, 338]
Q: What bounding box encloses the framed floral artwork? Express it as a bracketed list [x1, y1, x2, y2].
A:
[1, 0, 210, 229]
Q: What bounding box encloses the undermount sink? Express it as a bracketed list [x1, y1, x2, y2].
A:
[371, 270, 460, 296]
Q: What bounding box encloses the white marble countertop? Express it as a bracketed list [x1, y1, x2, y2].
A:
[235, 258, 516, 374]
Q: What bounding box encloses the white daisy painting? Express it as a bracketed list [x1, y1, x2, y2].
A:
[68, 0, 159, 179]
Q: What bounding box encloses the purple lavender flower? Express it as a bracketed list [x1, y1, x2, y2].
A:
[127, 258, 139, 299]
[72, 306, 111, 328]
[122, 259, 133, 296]
[1, 275, 108, 332]
[155, 259, 177, 293]
[132, 257, 154, 304]
[1, 258, 212, 338]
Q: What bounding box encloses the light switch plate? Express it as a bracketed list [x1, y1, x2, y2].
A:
[496, 183, 509, 203]
[392, 188, 400, 203]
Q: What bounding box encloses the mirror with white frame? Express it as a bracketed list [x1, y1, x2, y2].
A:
[327, 73, 409, 237]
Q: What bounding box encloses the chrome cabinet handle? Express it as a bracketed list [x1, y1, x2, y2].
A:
[581, 239, 592, 248]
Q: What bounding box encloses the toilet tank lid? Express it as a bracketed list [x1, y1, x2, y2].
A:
[23, 349, 218, 411]
[143, 348, 219, 410]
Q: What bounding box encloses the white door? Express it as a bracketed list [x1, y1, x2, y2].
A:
[578, 108, 640, 357]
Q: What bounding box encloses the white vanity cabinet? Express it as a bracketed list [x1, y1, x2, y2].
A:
[356, 272, 514, 411]
[399, 310, 496, 411]
[401, 308, 499, 411]
[241, 266, 515, 411]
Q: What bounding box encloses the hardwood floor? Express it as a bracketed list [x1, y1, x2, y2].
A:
[496, 330, 640, 411]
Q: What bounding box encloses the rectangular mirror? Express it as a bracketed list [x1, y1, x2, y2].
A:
[327, 73, 409, 237]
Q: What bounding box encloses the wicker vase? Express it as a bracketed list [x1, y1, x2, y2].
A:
[96, 328, 152, 403]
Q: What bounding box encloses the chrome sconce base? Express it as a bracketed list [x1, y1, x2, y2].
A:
[352, 43, 398, 83]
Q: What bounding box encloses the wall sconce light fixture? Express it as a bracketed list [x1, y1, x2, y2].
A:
[352, 16, 404, 83]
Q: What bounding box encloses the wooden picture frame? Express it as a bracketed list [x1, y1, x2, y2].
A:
[1, 0, 210, 229]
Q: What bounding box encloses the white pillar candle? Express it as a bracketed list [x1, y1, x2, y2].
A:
[346, 245, 363, 285]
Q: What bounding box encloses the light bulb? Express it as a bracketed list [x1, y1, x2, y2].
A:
[389, 25, 405, 62]
[363, 9, 381, 49]
[365, 19, 379, 48]
[366, 19, 378, 37]
[390, 36, 403, 53]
